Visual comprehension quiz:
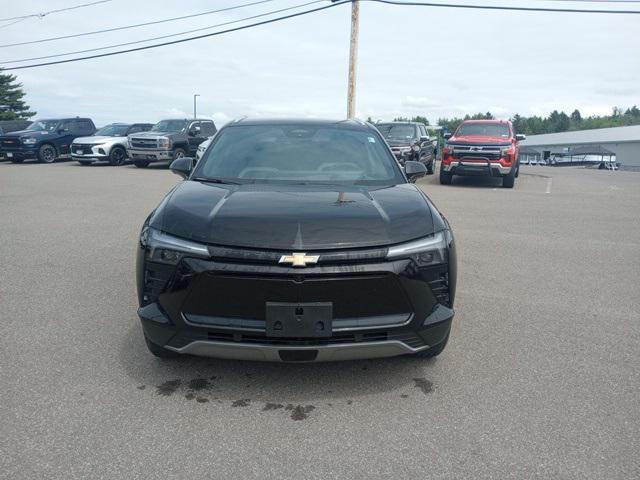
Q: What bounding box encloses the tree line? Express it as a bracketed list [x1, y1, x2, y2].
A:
[384, 107, 640, 136]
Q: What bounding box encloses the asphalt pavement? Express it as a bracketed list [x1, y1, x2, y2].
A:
[1, 160, 639, 479]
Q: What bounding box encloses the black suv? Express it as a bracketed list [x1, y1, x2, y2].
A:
[136, 118, 456, 362]
[0, 117, 96, 163]
[127, 118, 216, 168]
[376, 122, 437, 174]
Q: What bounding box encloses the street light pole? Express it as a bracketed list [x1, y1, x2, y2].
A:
[347, 0, 359, 119]
[193, 94, 200, 118]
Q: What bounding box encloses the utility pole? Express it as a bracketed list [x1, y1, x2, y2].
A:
[347, 0, 359, 119]
[193, 94, 200, 118]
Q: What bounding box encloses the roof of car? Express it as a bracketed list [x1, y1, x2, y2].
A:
[160, 118, 213, 122]
[35, 118, 93, 122]
[228, 118, 371, 130]
[461, 119, 511, 124]
[376, 121, 420, 125]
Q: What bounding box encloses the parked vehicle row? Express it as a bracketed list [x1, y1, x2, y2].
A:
[0, 117, 217, 167]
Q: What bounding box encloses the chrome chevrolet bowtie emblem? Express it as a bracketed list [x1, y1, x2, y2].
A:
[278, 252, 319, 267]
[470, 146, 483, 152]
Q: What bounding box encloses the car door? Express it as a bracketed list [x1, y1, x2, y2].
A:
[417, 125, 432, 162]
[56, 120, 76, 155]
[187, 121, 204, 155]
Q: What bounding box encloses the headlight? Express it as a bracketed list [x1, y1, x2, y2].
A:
[386, 231, 447, 266]
[141, 227, 209, 265]
[22, 137, 37, 145]
[412, 144, 420, 152]
[158, 137, 171, 149]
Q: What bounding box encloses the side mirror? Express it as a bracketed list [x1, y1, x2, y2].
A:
[58, 127, 69, 134]
[404, 160, 427, 182]
[516, 134, 526, 141]
[189, 126, 201, 137]
[443, 132, 452, 140]
[419, 135, 429, 144]
[170, 157, 195, 179]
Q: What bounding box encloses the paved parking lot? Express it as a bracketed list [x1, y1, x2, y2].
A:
[1, 161, 639, 479]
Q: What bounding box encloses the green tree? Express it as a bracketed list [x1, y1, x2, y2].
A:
[569, 109, 582, 130]
[0, 70, 35, 120]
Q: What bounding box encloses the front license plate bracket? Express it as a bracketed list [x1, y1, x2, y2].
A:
[265, 302, 333, 338]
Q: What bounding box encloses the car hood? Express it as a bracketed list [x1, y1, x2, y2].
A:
[1, 129, 51, 138]
[130, 131, 178, 138]
[73, 135, 123, 144]
[152, 182, 436, 250]
[385, 139, 415, 147]
[449, 135, 511, 145]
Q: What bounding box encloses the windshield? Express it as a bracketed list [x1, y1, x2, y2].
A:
[26, 120, 59, 132]
[376, 124, 417, 141]
[196, 124, 403, 185]
[95, 124, 130, 137]
[456, 123, 510, 138]
[151, 120, 188, 133]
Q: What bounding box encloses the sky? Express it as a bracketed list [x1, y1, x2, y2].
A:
[1, 0, 639, 127]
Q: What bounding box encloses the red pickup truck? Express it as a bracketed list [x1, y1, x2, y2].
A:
[440, 120, 525, 188]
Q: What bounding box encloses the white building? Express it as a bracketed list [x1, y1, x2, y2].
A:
[521, 125, 640, 170]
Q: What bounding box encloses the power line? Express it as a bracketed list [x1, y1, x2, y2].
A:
[0, 18, 30, 30]
[0, 0, 112, 22]
[364, 0, 640, 13]
[1, 1, 324, 64]
[0, 0, 278, 49]
[0, 2, 345, 71]
[3, 0, 639, 70]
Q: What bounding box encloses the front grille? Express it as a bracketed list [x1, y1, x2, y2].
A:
[72, 144, 94, 154]
[130, 138, 158, 149]
[452, 145, 503, 160]
[1, 138, 20, 148]
[167, 329, 424, 349]
[182, 272, 413, 321]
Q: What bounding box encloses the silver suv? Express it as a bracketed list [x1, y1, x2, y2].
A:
[72, 123, 152, 166]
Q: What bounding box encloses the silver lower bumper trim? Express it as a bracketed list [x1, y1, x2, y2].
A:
[443, 161, 512, 174]
[166, 339, 428, 362]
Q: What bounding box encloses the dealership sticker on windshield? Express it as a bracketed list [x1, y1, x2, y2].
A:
[368, 137, 376, 143]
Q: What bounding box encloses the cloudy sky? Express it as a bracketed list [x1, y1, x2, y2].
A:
[1, 0, 639, 126]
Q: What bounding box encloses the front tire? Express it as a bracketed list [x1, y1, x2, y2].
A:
[37, 144, 57, 163]
[172, 147, 186, 161]
[108, 146, 127, 166]
[502, 167, 516, 188]
[439, 167, 452, 185]
[426, 160, 434, 175]
[133, 160, 149, 168]
[144, 336, 179, 359]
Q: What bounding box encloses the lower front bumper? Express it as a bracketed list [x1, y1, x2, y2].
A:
[443, 161, 512, 176]
[1, 149, 36, 160]
[139, 302, 454, 362]
[166, 339, 429, 362]
[128, 149, 172, 162]
[72, 154, 108, 162]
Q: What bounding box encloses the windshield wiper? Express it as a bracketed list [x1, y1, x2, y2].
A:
[192, 177, 241, 185]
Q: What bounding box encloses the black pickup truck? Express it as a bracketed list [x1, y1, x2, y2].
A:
[0, 117, 96, 163]
[127, 118, 216, 168]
